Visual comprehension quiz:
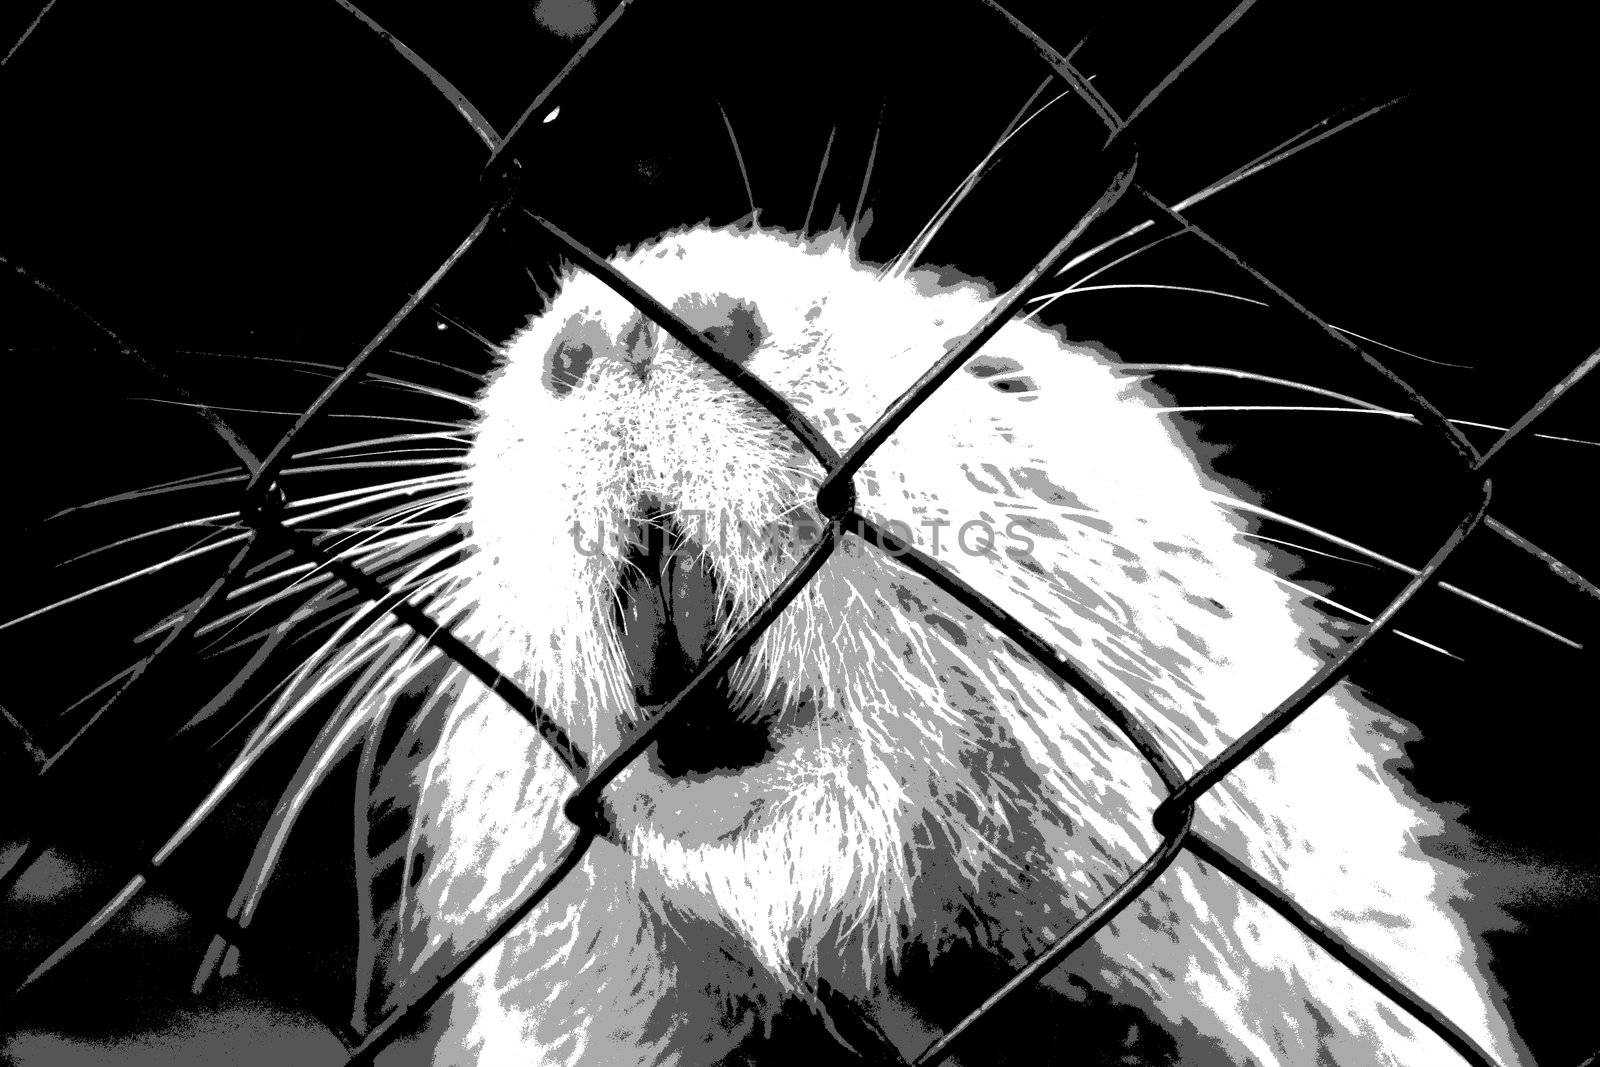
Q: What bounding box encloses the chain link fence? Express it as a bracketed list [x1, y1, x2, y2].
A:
[2, 1, 1598, 1064]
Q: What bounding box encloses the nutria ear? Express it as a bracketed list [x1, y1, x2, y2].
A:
[702, 300, 765, 364]
[672, 294, 767, 365]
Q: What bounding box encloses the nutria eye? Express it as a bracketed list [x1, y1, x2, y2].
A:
[990, 375, 1036, 394]
[676, 296, 766, 365]
[713, 302, 765, 363]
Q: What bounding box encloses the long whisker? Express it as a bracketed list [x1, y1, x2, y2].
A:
[1216, 495, 1582, 649]
[177, 345, 486, 393]
[1155, 403, 1600, 450]
[1123, 363, 1393, 409]
[154, 490, 465, 646]
[294, 518, 463, 535]
[1030, 283, 1470, 369]
[126, 398, 311, 418]
[44, 446, 402, 538]
[1039, 281, 1264, 306]
[264, 490, 462, 578]
[1274, 577, 1460, 660]
[802, 125, 837, 237]
[16, 474, 465, 635]
[173, 620, 303, 736]
[1242, 531, 1379, 570]
[54, 663, 143, 723]
[391, 346, 496, 388]
[133, 397, 465, 429]
[199, 648, 341, 765]
[890, 79, 1068, 277]
[61, 511, 243, 565]
[302, 498, 464, 557]
[203, 516, 465, 644]
[196, 542, 450, 651]
[323, 431, 473, 449]
[204, 591, 365, 665]
[282, 456, 469, 476]
[426, 306, 501, 357]
[524, 265, 555, 306]
[46, 470, 250, 521]
[1, 532, 251, 633]
[198, 639, 446, 993]
[362, 371, 480, 410]
[351, 673, 458, 1029]
[158, 516, 436, 642]
[62, 469, 462, 568]
[280, 481, 468, 539]
[717, 101, 759, 225]
[849, 106, 885, 244]
[291, 433, 472, 461]
[283, 473, 468, 519]
[134, 519, 451, 650]
[46, 432, 470, 521]
[1021, 230, 1184, 323]
[1056, 97, 1404, 281]
[1321, 322, 1472, 371]
[188, 564, 354, 639]
[171, 349, 338, 387]
[286, 446, 470, 468]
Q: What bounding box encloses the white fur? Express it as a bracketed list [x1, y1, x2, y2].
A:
[297, 227, 1522, 1065]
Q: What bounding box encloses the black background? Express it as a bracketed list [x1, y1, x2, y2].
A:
[1, 1, 1596, 1064]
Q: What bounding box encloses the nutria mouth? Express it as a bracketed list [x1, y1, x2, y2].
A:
[611, 502, 775, 778]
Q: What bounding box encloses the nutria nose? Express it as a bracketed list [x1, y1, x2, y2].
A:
[611, 506, 774, 777]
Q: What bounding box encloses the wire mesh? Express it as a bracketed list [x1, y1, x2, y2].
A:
[2, 2, 1597, 1065]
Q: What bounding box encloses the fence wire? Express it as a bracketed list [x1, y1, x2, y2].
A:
[2, 2, 1598, 1066]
